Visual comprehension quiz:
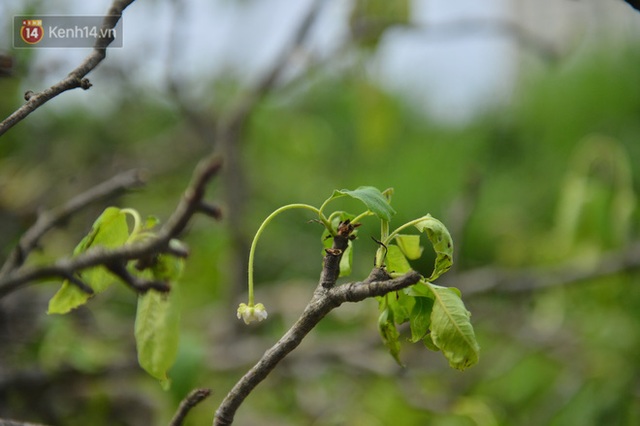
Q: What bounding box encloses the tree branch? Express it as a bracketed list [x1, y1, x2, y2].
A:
[213, 228, 422, 426]
[169, 388, 212, 426]
[0, 0, 136, 138]
[0, 156, 222, 299]
[105, 260, 171, 293]
[0, 169, 145, 277]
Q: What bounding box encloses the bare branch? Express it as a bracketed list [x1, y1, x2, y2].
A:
[159, 155, 223, 239]
[169, 388, 212, 426]
[335, 270, 423, 303]
[0, 0, 136, 137]
[105, 261, 170, 293]
[0, 169, 145, 277]
[61, 271, 94, 295]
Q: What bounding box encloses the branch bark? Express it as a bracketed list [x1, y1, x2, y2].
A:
[0, 169, 145, 277]
[0, 0, 136, 137]
[169, 388, 212, 426]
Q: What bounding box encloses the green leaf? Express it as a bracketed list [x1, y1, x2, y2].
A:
[387, 290, 414, 325]
[151, 252, 184, 282]
[405, 281, 434, 298]
[47, 283, 93, 315]
[135, 255, 183, 389]
[135, 289, 180, 390]
[428, 284, 480, 371]
[332, 186, 396, 221]
[378, 304, 402, 365]
[395, 234, 423, 260]
[48, 207, 131, 314]
[414, 215, 454, 281]
[409, 297, 434, 343]
[144, 215, 160, 230]
[385, 244, 411, 275]
[340, 242, 353, 277]
[422, 333, 439, 352]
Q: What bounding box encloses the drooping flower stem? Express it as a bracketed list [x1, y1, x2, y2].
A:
[247, 203, 326, 306]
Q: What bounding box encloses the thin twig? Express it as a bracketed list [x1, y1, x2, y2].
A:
[0, 0, 136, 137]
[169, 388, 212, 426]
[0, 169, 145, 277]
[105, 261, 170, 293]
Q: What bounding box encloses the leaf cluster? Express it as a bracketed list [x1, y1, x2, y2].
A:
[47, 207, 184, 388]
[257, 186, 480, 370]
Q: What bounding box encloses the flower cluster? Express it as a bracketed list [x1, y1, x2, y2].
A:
[237, 303, 268, 325]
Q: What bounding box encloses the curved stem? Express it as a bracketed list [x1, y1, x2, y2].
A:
[247, 203, 323, 305]
[318, 194, 342, 217]
[374, 216, 430, 268]
[351, 210, 373, 224]
[121, 208, 142, 241]
[383, 216, 429, 245]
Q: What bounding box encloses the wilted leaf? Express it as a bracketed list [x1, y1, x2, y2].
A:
[415, 215, 454, 281]
[387, 289, 414, 325]
[395, 234, 423, 260]
[428, 284, 480, 370]
[409, 297, 434, 343]
[378, 305, 402, 365]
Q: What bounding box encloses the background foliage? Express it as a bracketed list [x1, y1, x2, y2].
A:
[1, 2, 640, 425]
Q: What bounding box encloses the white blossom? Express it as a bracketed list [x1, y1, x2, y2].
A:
[237, 302, 268, 325]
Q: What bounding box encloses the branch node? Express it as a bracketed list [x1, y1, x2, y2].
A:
[170, 388, 213, 426]
[167, 239, 190, 258]
[79, 78, 92, 90]
[197, 201, 223, 220]
[106, 260, 170, 294]
[23, 90, 34, 101]
[324, 248, 342, 256]
[63, 273, 94, 295]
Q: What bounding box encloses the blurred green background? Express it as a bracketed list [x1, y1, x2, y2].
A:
[1, 1, 640, 425]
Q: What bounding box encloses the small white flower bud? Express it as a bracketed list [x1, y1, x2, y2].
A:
[237, 302, 268, 325]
